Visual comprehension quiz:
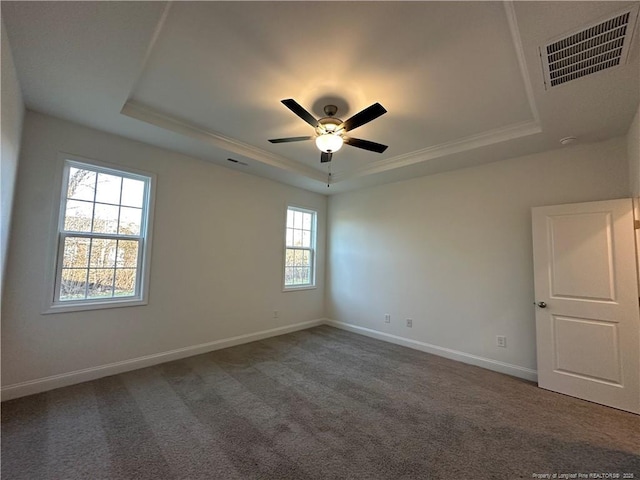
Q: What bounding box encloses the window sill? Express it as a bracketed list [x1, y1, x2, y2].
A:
[282, 285, 317, 293]
[42, 298, 147, 315]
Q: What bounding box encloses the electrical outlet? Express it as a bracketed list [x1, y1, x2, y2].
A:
[406, 318, 413, 328]
[496, 335, 507, 348]
[384, 314, 391, 323]
[273, 311, 279, 319]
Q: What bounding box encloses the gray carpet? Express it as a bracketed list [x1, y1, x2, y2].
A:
[2, 325, 639, 479]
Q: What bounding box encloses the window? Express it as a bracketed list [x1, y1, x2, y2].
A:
[47, 158, 154, 312]
[284, 206, 317, 289]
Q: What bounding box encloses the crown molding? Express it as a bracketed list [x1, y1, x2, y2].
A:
[121, 100, 327, 182]
[331, 120, 542, 182]
[122, 101, 542, 186]
[124, 98, 542, 185]
[503, 0, 541, 123]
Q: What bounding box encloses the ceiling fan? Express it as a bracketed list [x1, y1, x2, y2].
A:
[269, 99, 388, 163]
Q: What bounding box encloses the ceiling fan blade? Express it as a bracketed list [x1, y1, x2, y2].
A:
[340, 103, 387, 132]
[281, 99, 318, 128]
[268, 136, 313, 143]
[321, 151, 333, 163]
[344, 137, 388, 153]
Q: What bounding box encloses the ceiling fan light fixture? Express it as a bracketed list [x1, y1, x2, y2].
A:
[315, 133, 344, 153]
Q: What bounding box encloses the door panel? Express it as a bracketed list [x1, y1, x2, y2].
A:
[548, 212, 615, 300]
[532, 198, 639, 414]
[553, 315, 620, 384]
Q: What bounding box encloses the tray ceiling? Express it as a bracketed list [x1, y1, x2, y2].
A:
[3, 1, 639, 194]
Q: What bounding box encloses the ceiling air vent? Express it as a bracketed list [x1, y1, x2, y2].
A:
[540, 6, 639, 89]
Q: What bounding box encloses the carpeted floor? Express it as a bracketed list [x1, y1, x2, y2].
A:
[2, 325, 639, 479]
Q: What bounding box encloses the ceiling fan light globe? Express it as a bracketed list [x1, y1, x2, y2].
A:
[316, 134, 344, 153]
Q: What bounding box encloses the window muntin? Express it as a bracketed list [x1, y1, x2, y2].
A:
[284, 206, 316, 289]
[52, 160, 152, 307]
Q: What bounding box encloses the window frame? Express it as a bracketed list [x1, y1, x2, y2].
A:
[283, 205, 317, 292]
[43, 153, 156, 314]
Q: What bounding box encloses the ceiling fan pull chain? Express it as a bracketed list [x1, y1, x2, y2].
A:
[327, 164, 332, 188]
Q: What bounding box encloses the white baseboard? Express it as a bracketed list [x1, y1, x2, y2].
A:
[1, 318, 537, 401]
[1, 319, 325, 401]
[324, 319, 538, 382]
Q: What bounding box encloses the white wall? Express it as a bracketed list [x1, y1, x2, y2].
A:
[1, 111, 327, 390]
[628, 103, 640, 197]
[327, 137, 629, 375]
[1, 19, 25, 297]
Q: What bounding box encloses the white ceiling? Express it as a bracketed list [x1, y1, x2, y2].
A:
[3, 1, 639, 194]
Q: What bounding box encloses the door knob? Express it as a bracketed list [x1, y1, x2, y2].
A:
[536, 301, 547, 308]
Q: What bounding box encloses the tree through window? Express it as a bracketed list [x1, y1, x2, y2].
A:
[284, 206, 316, 289]
[52, 159, 153, 308]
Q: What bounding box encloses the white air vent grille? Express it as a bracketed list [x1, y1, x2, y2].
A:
[541, 7, 638, 88]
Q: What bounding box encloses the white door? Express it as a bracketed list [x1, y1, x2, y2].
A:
[532, 198, 640, 414]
